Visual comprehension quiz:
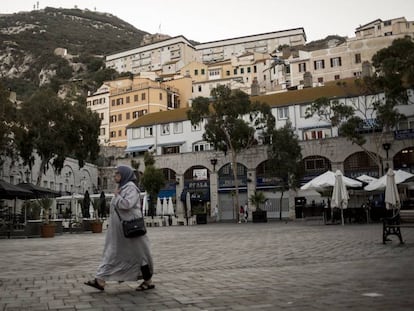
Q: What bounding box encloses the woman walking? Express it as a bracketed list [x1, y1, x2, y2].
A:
[85, 165, 154, 291]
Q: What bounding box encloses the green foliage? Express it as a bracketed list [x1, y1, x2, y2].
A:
[305, 97, 354, 127]
[15, 88, 100, 183]
[249, 191, 267, 211]
[36, 197, 54, 224]
[267, 122, 303, 190]
[0, 84, 18, 162]
[141, 152, 165, 216]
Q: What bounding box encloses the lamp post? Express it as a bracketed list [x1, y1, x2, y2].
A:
[210, 158, 218, 172]
[382, 143, 391, 173]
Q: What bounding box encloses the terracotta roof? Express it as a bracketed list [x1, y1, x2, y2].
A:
[127, 78, 364, 128]
[127, 108, 190, 128]
[252, 78, 362, 108]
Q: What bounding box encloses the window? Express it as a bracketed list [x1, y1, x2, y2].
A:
[330, 57, 342, 67]
[247, 67, 251, 73]
[126, 112, 130, 120]
[126, 96, 130, 104]
[303, 128, 331, 140]
[234, 68, 237, 75]
[254, 65, 257, 73]
[118, 114, 122, 121]
[193, 141, 212, 152]
[300, 105, 310, 118]
[141, 93, 146, 100]
[110, 115, 117, 122]
[314, 60, 325, 70]
[144, 126, 153, 137]
[134, 94, 139, 102]
[99, 113, 104, 120]
[355, 53, 361, 64]
[110, 131, 116, 138]
[116, 98, 123, 105]
[111, 99, 115, 106]
[173, 122, 183, 133]
[132, 128, 140, 139]
[240, 68, 244, 74]
[194, 69, 198, 75]
[298, 63, 306, 73]
[118, 130, 122, 137]
[334, 75, 340, 80]
[318, 77, 324, 83]
[191, 123, 201, 131]
[198, 85, 202, 92]
[161, 124, 170, 135]
[159, 93, 162, 100]
[201, 69, 205, 75]
[278, 107, 289, 120]
[162, 146, 180, 155]
[226, 70, 230, 76]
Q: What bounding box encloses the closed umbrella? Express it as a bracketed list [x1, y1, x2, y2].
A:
[384, 168, 400, 215]
[156, 197, 162, 216]
[142, 193, 148, 216]
[331, 170, 349, 226]
[167, 197, 175, 215]
[185, 191, 192, 225]
[162, 197, 168, 216]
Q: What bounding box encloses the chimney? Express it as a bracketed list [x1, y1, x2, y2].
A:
[303, 71, 313, 88]
[251, 77, 260, 96]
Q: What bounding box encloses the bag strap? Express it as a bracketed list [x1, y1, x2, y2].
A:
[114, 207, 123, 221]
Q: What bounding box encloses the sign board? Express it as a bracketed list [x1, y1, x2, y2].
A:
[193, 168, 208, 180]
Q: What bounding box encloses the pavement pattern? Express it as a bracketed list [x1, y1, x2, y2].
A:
[1, 221, 414, 310]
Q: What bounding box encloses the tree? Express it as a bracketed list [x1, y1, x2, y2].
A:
[306, 37, 414, 175]
[187, 85, 275, 222]
[140, 152, 165, 217]
[15, 88, 100, 185]
[267, 122, 303, 220]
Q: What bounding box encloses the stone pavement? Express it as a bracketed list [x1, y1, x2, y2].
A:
[1, 221, 414, 311]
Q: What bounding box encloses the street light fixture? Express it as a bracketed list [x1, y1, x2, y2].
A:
[382, 143, 391, 159]
[210, 158, 218, 172]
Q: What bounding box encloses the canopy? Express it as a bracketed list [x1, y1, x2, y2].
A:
[364, 169, 414, 191]
[356, 174, 378, 184]
[0, 180, 35, 199]
[17, 182, 60, 198]
[300, 171, 362, 190]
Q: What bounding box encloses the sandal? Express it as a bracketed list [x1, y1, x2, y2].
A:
[84, 279, 104, 291]
[136, 281, 155, 291]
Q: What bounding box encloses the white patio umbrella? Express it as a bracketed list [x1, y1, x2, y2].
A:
[142, 193, 148, 216]
[156, 197, 162, 216]
[167, 197, 175, 215]
[186, 191, 192, 219]
[162, 197, 168, 216]
[301, 171, 362, 190]
[331, 170, 349, 226]
[356, 174, 378, 184]
[384, 168, 400, 215]
[364, 169, 414, 191]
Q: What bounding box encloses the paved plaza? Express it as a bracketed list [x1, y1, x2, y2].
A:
[1, 221, 414, 310]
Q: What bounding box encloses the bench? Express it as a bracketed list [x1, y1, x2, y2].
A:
[383, 210, 414, 244]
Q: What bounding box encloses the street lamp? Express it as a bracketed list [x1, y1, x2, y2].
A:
[382, 143, 391, 159]
[210, 158, 218, 172]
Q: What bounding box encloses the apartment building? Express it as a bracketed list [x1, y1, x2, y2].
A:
[86, 84, 110, 145]
[105, 36, 197, 75]
[285, 17, 414, 87]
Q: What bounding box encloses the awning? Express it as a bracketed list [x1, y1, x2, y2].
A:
[125, 144, 153, 153]
[157, 141, 185, 147]
[158, 189, 176, 198]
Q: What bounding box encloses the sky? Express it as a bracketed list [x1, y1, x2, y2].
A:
[2, 0, 414, 43]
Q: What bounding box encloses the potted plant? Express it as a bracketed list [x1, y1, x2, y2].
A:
[250, 191, 268, 223]
[38, 198, 56, 238]
[90, 198, 103, 233]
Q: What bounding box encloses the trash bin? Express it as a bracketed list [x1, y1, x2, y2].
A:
[295, 197, 306, 219]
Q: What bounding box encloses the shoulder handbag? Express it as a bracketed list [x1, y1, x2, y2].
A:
[115, 207, 146, 238]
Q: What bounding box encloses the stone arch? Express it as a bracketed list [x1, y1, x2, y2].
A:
[393, 146, 414, 172]
[343, 151, 380, 178]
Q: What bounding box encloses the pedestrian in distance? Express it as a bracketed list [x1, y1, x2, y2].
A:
[84, 165, 155, 292]
[239, 205, 244, 223]
[244, 202, 248, 223]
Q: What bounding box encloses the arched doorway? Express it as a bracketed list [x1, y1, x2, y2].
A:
[181, 166, 211, 219]
[394, 147, 414, 173]
[217, 163, 248, 221]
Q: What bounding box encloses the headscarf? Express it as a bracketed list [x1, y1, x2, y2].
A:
[116, 165, 137, 188]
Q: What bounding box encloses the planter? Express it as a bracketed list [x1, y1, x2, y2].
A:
[196, 213, 207, 224]
[40, 223, 56, 238]
[252, 210, 268, 223]
[90, 221, 103, 233]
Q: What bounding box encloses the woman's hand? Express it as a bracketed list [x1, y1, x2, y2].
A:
[114, 187, 121, 196]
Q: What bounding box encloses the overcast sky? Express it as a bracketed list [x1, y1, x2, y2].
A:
[2, 0, 414, 43]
